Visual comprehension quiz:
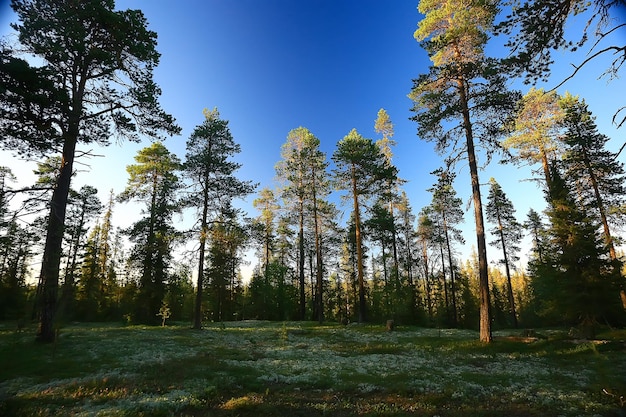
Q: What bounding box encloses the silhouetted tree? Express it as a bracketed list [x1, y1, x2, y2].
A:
[119, 142, 181, 324]
[0, 0, 179, 341]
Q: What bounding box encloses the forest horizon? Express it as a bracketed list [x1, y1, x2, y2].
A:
[1, 0, 626, 343]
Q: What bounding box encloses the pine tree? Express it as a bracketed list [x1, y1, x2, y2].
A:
[504, 88, 564, 192]
[374, 109, 402, 290]
[416, 207, 436, 322]
[59, 185, 102, 321]
[183, 108, 255, 329]
[0, 0, 179, 342]
[486, 178, 523, 328]
[333, 129, 396, 323]
[410, 0, 519, 341]
[496, 0, 625, 109]
[119, 142, 181, 324]
[276, 127, 331, 322]
[428, 168, 465, 326]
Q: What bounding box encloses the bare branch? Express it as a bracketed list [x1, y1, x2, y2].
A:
[553, 44, 626, 90]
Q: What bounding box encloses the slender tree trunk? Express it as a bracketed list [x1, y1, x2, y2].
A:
[380, 239, 389, 315]
[541, 150, 553, 196]
[59, 205, 86, 320]
[405, 226, 413, 286]
[313, 206, 323, 323]
[298, 198, 306, 320]
[422, 242, 433, 322]
[310, 161, 324, 323]
[439, 242, 449, 319]
[497, 213, 518, 328]
[141, 172, 160, 324]
[443, 217, 458, 326]
[351, 165, 366, 323]
[390, 203, 400, 292]
[580, 150, 616, 260]
[579, 149, 624, 307]
[193, 181, 209, 329]
[36, 136, 77, 343]
[458, 78, 492, 342]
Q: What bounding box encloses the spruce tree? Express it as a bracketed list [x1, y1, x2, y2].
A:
[531, 166, 624, 334]
[559, 93, 625, 262]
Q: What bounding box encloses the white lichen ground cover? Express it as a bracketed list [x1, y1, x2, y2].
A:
[0, 321, 624, 416]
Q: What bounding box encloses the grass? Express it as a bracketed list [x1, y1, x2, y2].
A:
[0, 321, 625, 416]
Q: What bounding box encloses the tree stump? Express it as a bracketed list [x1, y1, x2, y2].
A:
[386, 319, 395, 332]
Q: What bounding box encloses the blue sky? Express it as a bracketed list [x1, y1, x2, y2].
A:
[1, 0, 625, 274]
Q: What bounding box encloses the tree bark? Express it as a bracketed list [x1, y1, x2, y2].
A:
[458, 78, 492, 342]
[36, 136, 77, 343]
[443, 214, 458, 326]
[298, 205, 306, 320]
[193, 180, 209, 329]
[312, 167, 324, 323]
[351, 164, 366, 323]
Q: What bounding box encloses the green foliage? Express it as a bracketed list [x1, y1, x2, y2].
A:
[333, 129, 396, 323]
[275, 126, 332, 322]
[120, 142, 181, 325]
[427, 168, 465, 326]
[183, 108, 255, 329]
[486, 178, 523, 328]
[245, 261, 298, 321]
[411, 0, 521, 343]
[560, 93, 625, 259]
[530, 167, 626, 332]
[204, 206, 248, 322]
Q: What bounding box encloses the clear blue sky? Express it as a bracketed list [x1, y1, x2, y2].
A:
[1, 0, 625, 274]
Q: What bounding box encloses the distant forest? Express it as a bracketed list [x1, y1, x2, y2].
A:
[1, 0, 625, 343]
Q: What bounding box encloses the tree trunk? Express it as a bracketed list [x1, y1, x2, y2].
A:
[422, 242, 433, 322]
[36, 137, 77, 343]
[313, 198, 324, 323]
[443, 216, 458, 326]
[439, 242, 449, 319]
[541, 150, 553, 196]
[352, 165, 366, 323]
[459, 78, 492, 342]
[497, 213, 518, 328]
[298, 206, 305, 320]
[193, 187, 209, 329]
[580, 148, 616, 260]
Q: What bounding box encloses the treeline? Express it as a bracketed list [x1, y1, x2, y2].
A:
[1, 0, 625, 342]
[2, 92, 625, 335]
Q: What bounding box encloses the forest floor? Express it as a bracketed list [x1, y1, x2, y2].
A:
[0, 321, 625, 417]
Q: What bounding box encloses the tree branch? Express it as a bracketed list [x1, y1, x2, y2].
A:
[553, 44, 626, 90]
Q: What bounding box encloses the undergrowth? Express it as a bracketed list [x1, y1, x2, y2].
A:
[0, 321, 624, 416]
